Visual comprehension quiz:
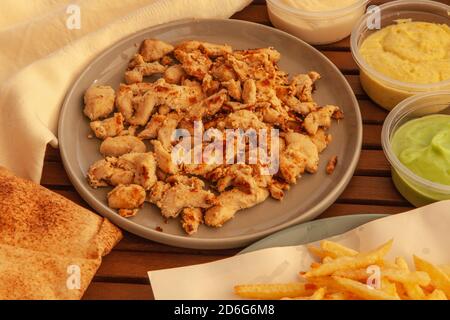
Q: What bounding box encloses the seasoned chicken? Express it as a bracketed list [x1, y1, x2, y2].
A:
[223, 110, 266, 130]
[310, 129, 332, 153]
[138, 113, 166, 140]
[157, 112, 179, 150]
[125, 54, 166, 84]
[151, 140, 179, 174]
[176, 40, 232, 57]
[204, 187, 269, 227]
[120, 152, 157, 190]
[83, 85, 115, 121]
[181, 208, 203, 235]
[164, 64, 186, 84]
[222, 79, 241, 100]
[291, 71, 320, 102]
[107, 184, 146, 217]
[139, 39, 174, 62]
[84, 39, 343, 234]
[185, 89, 228, 120]
[242, 79, 257, 104]
[90, 113, 124, 140]
[116, 84, 156, 126]
[174, 49, 212, 80]
[100, 135, 146, 157]
[279, 132, 319, 183]
[148, 179, 215, 218]
[303, 105, 340, 135]
[87, 157, 134, 188]
[202, 74, 220, 96]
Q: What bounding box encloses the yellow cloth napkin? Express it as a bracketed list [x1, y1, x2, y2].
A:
[0, 0, 251, 182]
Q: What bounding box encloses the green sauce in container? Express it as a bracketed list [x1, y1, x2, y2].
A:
[390, 114, 450, 206]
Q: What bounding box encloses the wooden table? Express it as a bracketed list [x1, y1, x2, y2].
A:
[41, 0, 428, 299]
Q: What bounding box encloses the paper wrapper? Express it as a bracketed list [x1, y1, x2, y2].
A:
[149, 201, 450, 300]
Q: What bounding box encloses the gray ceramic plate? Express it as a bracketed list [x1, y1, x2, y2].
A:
[240, 214, 387, 254]
[59, 19, 362, 249]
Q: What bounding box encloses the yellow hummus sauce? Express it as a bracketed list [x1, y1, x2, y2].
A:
[360, 21, 450, 84]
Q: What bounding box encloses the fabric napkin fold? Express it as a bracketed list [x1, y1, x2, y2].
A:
[0, 0, 251, 182]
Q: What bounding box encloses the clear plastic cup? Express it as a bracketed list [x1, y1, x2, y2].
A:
[351, 0, 450, 110]
[382, 91, 450, 207]
[267, 0, 369, 45]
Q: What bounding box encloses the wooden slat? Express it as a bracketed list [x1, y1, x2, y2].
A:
[318, 203, 413, 219]
[95, 251, 225, 280]
[339, 176, 406, 205]
[322, 51, 359, 73]
[83, 282, 154, 300]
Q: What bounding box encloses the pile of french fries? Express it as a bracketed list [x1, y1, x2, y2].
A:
[235, 240, 450, 300]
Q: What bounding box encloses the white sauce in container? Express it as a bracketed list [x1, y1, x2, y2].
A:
[267, 0, 368, 45]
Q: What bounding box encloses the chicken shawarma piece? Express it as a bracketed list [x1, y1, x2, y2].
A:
[310, 129, 332, 153]
[90, 113, 124, 140]
[279, 132, 319, 183]
[107, 184, 146, 217]
[147, 178, 215, 218]
[242, 79, 257, 104]
[164, 64, 186, 84]
[100, 135, 146, 157]
[151, 140, 179, 174]
[125, 54, 167, 84]
[175, 40, 232, 57]
[290, 71, 321, 102]
[116, 84, 156, 126]
[83, 85, 115, 121]
[222, 79, 241, 100]
[87, 157, 134, 188]
[138, 113, 166, 140]
[185, 89, 228, 120]
[174, 49, 212, 80]
[181, 208, 203, 235]
[204, 187, 269, 227]
[139, 39, 174, 62]
[120, 153, 158, 190]
[303, 105, 340, 135]
[223, 110, 267, 130]
[157, 112, 180, 150]
[87, 152, 157, 190]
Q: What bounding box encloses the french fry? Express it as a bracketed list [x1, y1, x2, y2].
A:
[305, 239, 393, 278]
[307, 245, 329, 259]
[322, 256, 334, 264]
[324, 291, 350, 300]
[235, 240, 448, 301]
[332, 276, 400, 300]
[426, 289, 447, 300]
[414, 255, 450, 298]
[333, 268, 369, 281]
[382, 269, 431, 287]
[309, 287, 326, 300]
[439, 264, 450, 278]
[289, 288, 327, 300]
[381, 278, 399, 299]
[395, 257, 426, 300]
[234, 283, 314, 300]
[320, 240, 358, 257]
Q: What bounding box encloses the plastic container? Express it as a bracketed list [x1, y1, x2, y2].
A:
[267, 0, 369, 45]
[351, 0, 450, 111]
[382, 91, 450, 207]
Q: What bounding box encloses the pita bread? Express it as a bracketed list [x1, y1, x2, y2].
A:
[0, 167, 122, 299]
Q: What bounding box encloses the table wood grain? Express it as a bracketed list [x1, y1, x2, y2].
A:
[41, 0, 443, 299]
